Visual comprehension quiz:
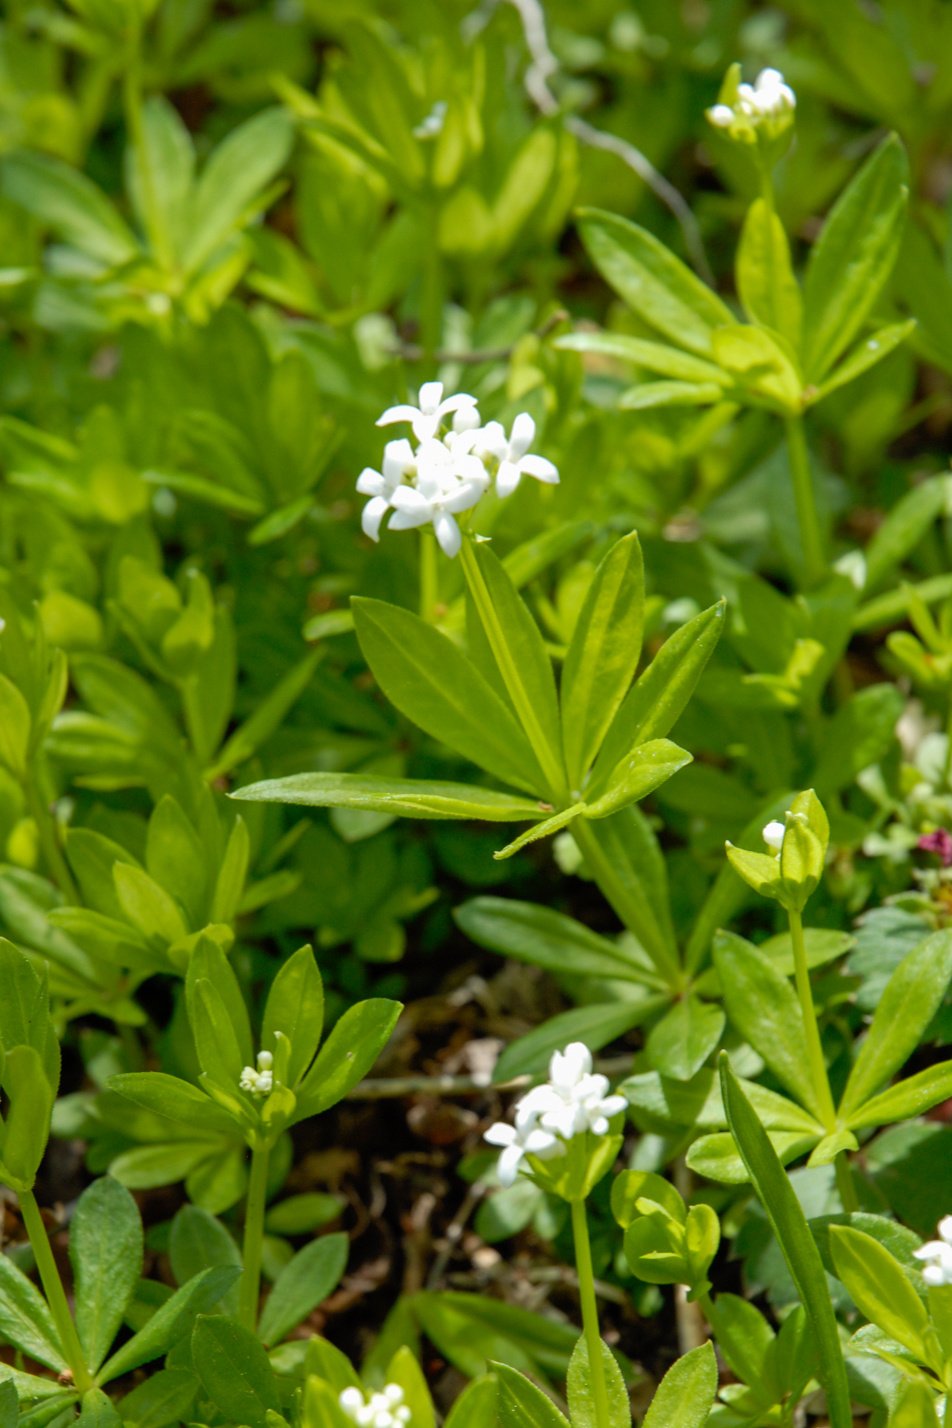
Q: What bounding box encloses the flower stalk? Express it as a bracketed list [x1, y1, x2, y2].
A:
[238, 1138, 271, 1332]
[19, 1188, 95, 1394]
[570, 1195, 612, 1428]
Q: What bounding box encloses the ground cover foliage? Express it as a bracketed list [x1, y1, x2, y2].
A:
[0, 0, 952, 1424]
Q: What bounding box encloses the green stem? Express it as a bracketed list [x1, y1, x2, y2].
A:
[834, 1150, 858, 1214]
[419, 531, 439, 623]
[788, 907, 836, 1128]
[784, 417, 826, 590]
[459, 540, 568, 802]
[570, 820, 683, 990]
[19, 1188, 94, 1393]
[26, 781, 79, 904]
[570, 1198, 611, 1428]
[239, 1139, 271, 1333]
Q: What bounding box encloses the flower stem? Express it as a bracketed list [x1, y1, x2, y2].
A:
[459, 540, 568, 802]
[18, 1188, 94, 1393]
[238, 1139, 271, 1333]
[419, 531, 439, 622]
[784, 417, 826, 590]
[788, 907, 836, 1128]
[570, 1198, 611, 1428]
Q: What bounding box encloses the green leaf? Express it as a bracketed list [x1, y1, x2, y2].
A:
[77, 1388, 122, 1427]
[642, 1342, 717, 1428]
[591, 602, 725, 795]
[719, 1057, 852, 1428]
[258, 1233, 348, 1346]
[711, 324, 801, 412]
[0, 675, 30, 777]
[812, 684, 903, 795]
[862, 474, 952, 594]
[494, 1364, 569, 1428]
[107, 1071, 236, 1136]
[492, 803, 585, 860]
[465, 543, 564, 790]
[847, 1062, 952, 1131]
[583, 738, 692, 820]
[839, 931, 952, 1121]
[494, 999, 659, 1083]
[231, 772, 545, 823]
[619, 380, 725, 409]
[1, 152, 138, 266]
[98, 1265, 240, 1384]
[352, 597, 544, 795]
[70, 1177, 143, 1373]
[183, 109, 294, 274]
[295, 999, 402, 1118]
[567, 1336, 630, 1428]
[207, 651, 323, 778]
[444, 1377, 499, 1428]
[736, 198, 802, 347]
[829, 1226, 933, 1363]
[111, 1368, 198, 1428]
[556, 331, 728, 384]
[190, 1315, 279, 1428]
[0, 1250, 67, 1372]
[687, 1129, 820, 1184]
[813, 319, 916, 403]
[114, 863, 188, 947]
[560, 532, 645, 784]
[713, 931, 824, 1120]
[262, 944, 324, 1087]
[169, 1205, 241, 1317]
[454, 897, 649, 982]
[802, 133, 909, 380]
[0, 1046, 56, 1190]
[645, 997, 724, 1081]
[577, 208, 733, 356]
[127, 96, 195, 265]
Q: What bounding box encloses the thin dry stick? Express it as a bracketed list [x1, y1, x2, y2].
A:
[502, 0, 713, 284]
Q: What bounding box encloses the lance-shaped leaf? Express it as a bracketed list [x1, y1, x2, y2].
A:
[556, 330, 728, 384]
[108, 1071, 237, 1135]
[454, 897, 652, 983]
[70, 1177, 143, 1374]
[642, 1343, 717, 1428]
[494, 1363, 569, 1428]
[352, 597, 545, 795]
[802, 133, 909, 381]
[0, 1253, 67, 1372]
[839, 930, 952, 1121]
[231, 772, 545, 823]
[590, 601, 724, 796]
[294, 998, 402, 1119]
[829, 1227, 935, 1365]
[577, 208, 734, 357]
[719, 1057, 852, 1428]
[583, 738, 692, 820]
[98, 1266, 240, 1383]
[262, 944, 325, 1087]
[190, 1315, 279, 1428]
[737, 198, 802, 347]
[560, 532, 645, 784]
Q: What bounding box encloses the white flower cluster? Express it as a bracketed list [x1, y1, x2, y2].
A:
[239, 1049, 273, 1098]
[357, 382, 559, 558]
[708, 68, 796, 140]
[484, 1042, 626, 1186]
[914, 1215, 952, 1287]
[339, 1384, 411, 1428]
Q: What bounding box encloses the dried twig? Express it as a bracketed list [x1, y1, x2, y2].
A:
[393, 308, 568, 365]
[500, 0, 714, 284]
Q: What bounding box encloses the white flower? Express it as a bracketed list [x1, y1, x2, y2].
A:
[914, 1215, 952, 1287]
[377, 381, 479, 443]
[707, 67, 796, 139]
[339, 1384, 412, 1428]
[357, 439, 417, 542]
[413, 101, 447, 140]
[763, 819, 787, 853]
[474, 414, 559, 498]
[239, 1049, 274, 1098]
[484, 1041, 625, 1185]
[386, 436, 489, 558]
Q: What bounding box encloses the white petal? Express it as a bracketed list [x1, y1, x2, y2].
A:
[382, 438, 415, 485]
[474, 420, 507, 461]
[509, 411, 536, 459]
[519, 454, 559, 485]
[361, 495, 390, 542]
[441, 480, 485, 514]
[497, 1144, 523, 1185]
[762, 820, 786, 851]
[484, 1122, 516, 1147]
[453, 404, 481, 433]
[340, 1389, 364, 1413]
[418, 381, 444, 412]
[411, 413, 441, 442]
[938, 1215, 952, 1244]
[388, 507, 432, 531]
[923, 1264, 950, 1287]
[376, 403, 421, 428]
[433, 511, 462, 558]
[495, 460, 522, 499]
[356, 468, 386, 497]
[390, 485, 431, 513]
